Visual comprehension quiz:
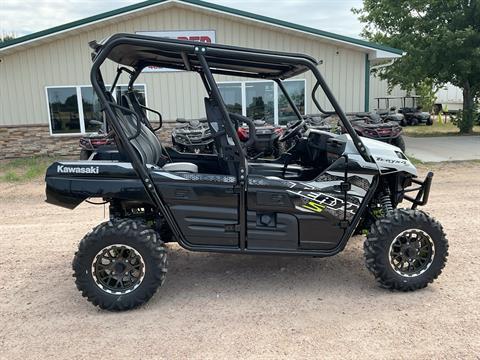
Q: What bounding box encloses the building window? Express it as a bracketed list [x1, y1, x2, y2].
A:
[46, 84, 146, 135]
[278, 80, 306, 125]
[80, 87, 103, 133]
[115, 85, 147, 107]
[246, 81, 275, 123]
[218, 83, 242, 114]
[47, 87, 81, 134]
[218, 80, 305, 125]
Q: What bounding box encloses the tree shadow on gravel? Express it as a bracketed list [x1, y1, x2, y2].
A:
[148, 238, 380, 303]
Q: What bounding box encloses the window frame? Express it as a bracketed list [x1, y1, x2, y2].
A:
[45, 84, 147, 136]
[217, 79, 306, 125]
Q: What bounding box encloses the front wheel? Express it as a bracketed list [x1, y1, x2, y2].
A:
[364, 209, 448, 291]
[72, 219, 168, 311]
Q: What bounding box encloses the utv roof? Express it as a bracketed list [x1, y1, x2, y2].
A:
[93, 33, 317, 79]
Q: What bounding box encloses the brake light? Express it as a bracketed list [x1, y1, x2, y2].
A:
[90, 139, 109, 146]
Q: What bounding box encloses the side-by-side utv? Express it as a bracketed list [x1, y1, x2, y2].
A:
[45, 33, 448, 311]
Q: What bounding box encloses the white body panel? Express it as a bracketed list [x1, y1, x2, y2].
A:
[341, 134, 417, 176]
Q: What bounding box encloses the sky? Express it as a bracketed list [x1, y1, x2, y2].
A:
[0, 0, 365, 39]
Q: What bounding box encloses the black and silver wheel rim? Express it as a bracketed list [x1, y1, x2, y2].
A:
[389, 229, 435, 277]
[92, 244, 145, 294]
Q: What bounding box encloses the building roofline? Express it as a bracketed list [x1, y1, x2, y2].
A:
[0, 0, 403, 55]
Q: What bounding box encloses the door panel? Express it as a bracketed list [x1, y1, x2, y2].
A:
[247, 157, 375, 251]
[247, 211, 298, 250]
[169, 204, 238, 246]
[153, 172, 239, 248]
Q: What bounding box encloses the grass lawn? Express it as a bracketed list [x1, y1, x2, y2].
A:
[403, 120, 480, 137]
[0, 156, 55, 183]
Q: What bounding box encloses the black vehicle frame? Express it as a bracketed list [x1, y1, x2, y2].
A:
[45, 33, 447, 310]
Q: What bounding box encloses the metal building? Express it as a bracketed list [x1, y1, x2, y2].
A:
[0, 0, 404, 158]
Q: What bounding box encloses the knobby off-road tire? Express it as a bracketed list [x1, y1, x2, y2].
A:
[72, 219, 167, 311]
[392, 135, 406, 152]
[158, 217, 174, 243]
[364, 209, 448, 291]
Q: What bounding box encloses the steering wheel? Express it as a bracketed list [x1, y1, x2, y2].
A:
[279, 119, 305, 142]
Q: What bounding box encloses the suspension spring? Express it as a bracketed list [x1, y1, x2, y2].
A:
[380, 193, 394, 214]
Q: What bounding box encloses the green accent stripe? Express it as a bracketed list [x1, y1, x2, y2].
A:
[0, 0, 403, 55]
[364, 54, 370, 112]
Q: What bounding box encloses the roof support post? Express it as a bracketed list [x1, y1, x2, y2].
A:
[196, 47, 248, 251]
[364, 54, 370, 112]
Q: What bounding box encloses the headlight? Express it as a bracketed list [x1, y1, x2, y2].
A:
[395, 151, 407, 159]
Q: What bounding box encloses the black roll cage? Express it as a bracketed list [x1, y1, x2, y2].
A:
[89, 34, 375, 255]
[91, 35, 372, 159]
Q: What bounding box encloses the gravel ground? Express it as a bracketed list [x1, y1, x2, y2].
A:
[0, 162, 479, 359]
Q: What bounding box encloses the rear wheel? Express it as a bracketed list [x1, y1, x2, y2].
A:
[426, 117, 433, 126]
[72, 218, 167, 311]
[364, 209, 448, 291]
[391, 135, 406, 152]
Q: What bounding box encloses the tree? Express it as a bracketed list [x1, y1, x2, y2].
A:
[354, 0, 480, 133]
[0, 33, 15, 44]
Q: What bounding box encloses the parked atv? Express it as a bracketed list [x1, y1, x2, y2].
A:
[304, 114, 336, 131]
[45, 33, 448, 311]
[171, 117, 215, 154]
[374, 96, 432, 126]
[237, 119, 284, 158]
[79, 120, 114, 159]
[309, 113, 406, 152]
[376, 107, 406, 125]
[284, 115, 335, 150]
[345, 112, 406, 152]
[398, 106, 433, 126]
[395, 96, 433, 126]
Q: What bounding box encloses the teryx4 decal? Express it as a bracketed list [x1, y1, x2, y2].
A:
[375, 156, 408, 166]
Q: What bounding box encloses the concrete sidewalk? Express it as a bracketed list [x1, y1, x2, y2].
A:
[404, 135, 480, 162]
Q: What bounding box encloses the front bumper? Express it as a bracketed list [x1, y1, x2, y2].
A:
[403, 172, 433, 209]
